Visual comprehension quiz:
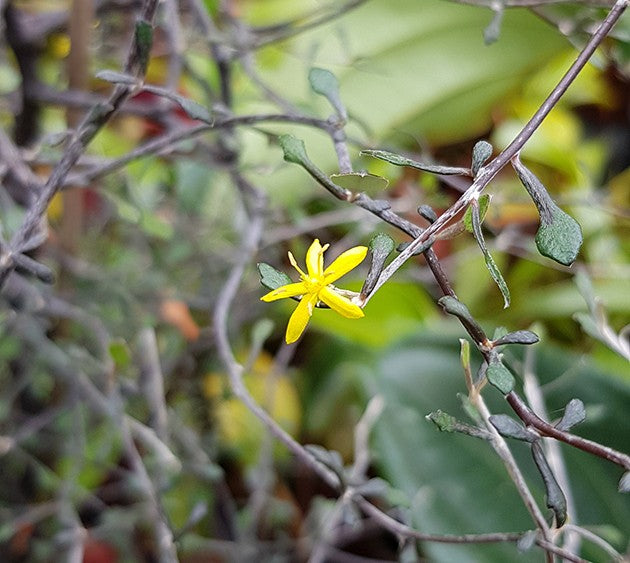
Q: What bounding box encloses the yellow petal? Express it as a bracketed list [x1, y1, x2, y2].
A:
[319, 286, 365, 319]
[305, 239, 324, 278]
[288, 251, 307, 279]
[261, 282, 307, 302]
[323, 246, 367, 284]
[286, 294, 317, 343]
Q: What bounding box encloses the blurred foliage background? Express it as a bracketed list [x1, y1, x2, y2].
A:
[0, 0, 629, 561]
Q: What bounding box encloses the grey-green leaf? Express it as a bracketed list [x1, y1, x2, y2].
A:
[361, 149, 471, 176]
[257, 262, 293, 291]
[489, 414, 537, 442]
[309, 67, 346, 118]
[619, 472, 630, 493]
[362, 233, 395, 297]
[555, 398, 586, 432]
[426, 410, 458, 433]
[485, 360, 515, 394]
[535, 206, 583, 266]
[438, 296, 486, 344]
[470, 200, 510, 308]
[493, 330, 539, 347]
[96, 70, 138, 85]
[471, 141, 493, 176]
[279, 134, 309, 165]
[532, 441, 567, 527]
[512, 156, 582, 265]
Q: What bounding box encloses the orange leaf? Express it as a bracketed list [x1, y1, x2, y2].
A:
[160, 299, 200, 341]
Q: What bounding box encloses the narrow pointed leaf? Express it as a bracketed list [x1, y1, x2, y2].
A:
[555, 398, 586, 431]
[438, 296, 487, 344]
[532, 441, 567, 527]
[361, 149, 471, 176]
[463, 194, 490, 233]
[471, 140, 493, 176]
[257, 263, 293, 291]
[470, 200, 510, 308]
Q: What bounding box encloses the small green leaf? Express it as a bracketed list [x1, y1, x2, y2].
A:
[361, 149, 471, 176]
[489, 414, 537, 442]
[308, 67, 346, 118]
[485, 360, 515, 394]
[555, 398, 586, 431]
[512, 156, 582, 265]
[532, 441, 567, 527]
[463, 194, 490, 233]
[535, 206, 583, 266]
[172, 96, 213, 123]
[417, 205, 437, 223]
[426, 410, 458, 433]
[361, 233, 394, 297]
[471, 141, 493, 175]
[279, 134, 309, 166]
[143, 86, 213, 122]
[305, 444, 345, 480]
[257, 263, 293, 291]
[470, 200, 510, 308]
[330, 172, 389, 194]
[438, 296, 486, 344]
[493, 330, 539, 347]
[109, 339, 131, 369]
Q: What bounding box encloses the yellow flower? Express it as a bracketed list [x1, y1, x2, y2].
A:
[261, 239, 367, 343]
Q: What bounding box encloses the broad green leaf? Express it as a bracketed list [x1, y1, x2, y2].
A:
[366, 332, 630, 561]
[535, 206, 583, 266]
[308, 281, 437, 347]
[329, 172, 389, 193]
[361, 149, 470, 176]
[512, 156, 583, 265]
[257, 262, 293, 291]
